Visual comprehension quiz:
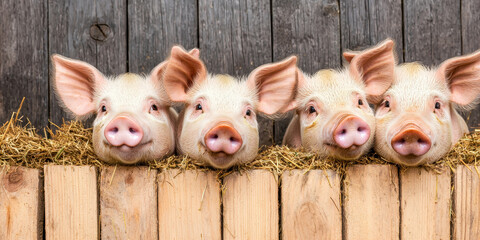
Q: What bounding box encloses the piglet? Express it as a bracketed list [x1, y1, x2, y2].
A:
[162, 46, 298, 169]
[367, 50, 480, 166]
[51, 52, 190, 164]
[283, 39, 395, 160]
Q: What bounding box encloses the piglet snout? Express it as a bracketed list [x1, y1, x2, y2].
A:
[391, 125, 431, 156]
[204, 122, 242, 155]
[104, 116, 144, 147]
[333, 115, 370, 149]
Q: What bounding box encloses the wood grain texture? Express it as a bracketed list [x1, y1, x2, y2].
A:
[158, 169, 221, 240]
[403, 0, 461, 65]
[454, 165, 480, 239]
[400, 168, 450, 240]
[100, 166, 158, 240]
[44, 165, 98, 240]
[48, 0, 127, 124]
[344, 164, 399, 240]
[0, 167, 43, 240]
[272, 0, 340, 144]
[340, 0, 403, 62]
[0, 0, 47, 127]
[199, 0, 274, 145]
[281, 170, 341, 240]
[223, 170, 278, 240]
[128, 0, 197, 73]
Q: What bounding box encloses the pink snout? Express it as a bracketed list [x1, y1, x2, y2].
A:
[391, 125, 431, 157]
[204, 122, 243, 155]
[104, 116, 143, 147]
[333, 116, 371, 149]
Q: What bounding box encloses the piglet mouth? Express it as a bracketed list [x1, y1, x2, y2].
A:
[104, 140, 153, 152]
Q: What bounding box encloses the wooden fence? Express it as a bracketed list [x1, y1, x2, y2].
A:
[1, 0, 480, 145]
[1, 164, 479, 239]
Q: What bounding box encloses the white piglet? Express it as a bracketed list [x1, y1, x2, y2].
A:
[51, 52, 187, 164]
[162, 46, 298, 169]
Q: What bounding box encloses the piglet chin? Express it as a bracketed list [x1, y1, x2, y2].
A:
[204, 151, 236, 169]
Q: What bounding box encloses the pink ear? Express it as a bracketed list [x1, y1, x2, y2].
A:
[343, 52, 356, 63]
[348, 39, 396, 104]
[52, 54, 106, 117]
[162, 46, 207, 102]
[149, 61, 167, 86]
[247, 56, 299, 115]
[436, 50, 480, 105]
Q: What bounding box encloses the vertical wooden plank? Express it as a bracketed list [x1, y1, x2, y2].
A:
[272, 0, 340, 143]
[281, 170, 341, 240]
[128, 0, 197, 73]
[44, 165, 98, 240]
[49, 0, 127, 124]
[158, 169, 221, 240]
[340, 0, 403, 62]
[223, 170, 278, 240]
[0, 0, 47, 127]
[344, 164, 399, 240]
[0, 167, 43, 240]
[100, 166, 158, 240]
[403, 0, 461, 65]
[461, 0, 480, 131]
[454, 165, 480, 239]
[400, 168, 450, 240]
[199, 0, 274, 145]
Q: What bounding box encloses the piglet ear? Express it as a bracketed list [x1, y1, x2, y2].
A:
[436, 50, 480, 106]
[162, 46, 207, 102]
[247, 56, 299, 115]
[348, 39, 396, 104]
[51, 54, 106, 117]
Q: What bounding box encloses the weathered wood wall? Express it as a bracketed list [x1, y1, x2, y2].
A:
[1, 0, 479, 144]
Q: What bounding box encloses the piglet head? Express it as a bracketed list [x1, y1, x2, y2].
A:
[374, 50, 480, 166]
[163, 46, 298, 169]
[52, 54, 178, 164]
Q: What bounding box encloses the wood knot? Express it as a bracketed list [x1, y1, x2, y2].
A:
[90, 23, 111, 42]
[4, 169, 24, 192]
[322, 3, 339, 16]
[125, 173, 134, 185]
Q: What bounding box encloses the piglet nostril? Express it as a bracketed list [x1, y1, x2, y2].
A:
[129, 127, 136, 134]
[341, 129, 347, 135]
[112, 127, 119, 133]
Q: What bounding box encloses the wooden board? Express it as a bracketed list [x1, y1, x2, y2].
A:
[400, 167, 450, 240]
[128, 0, 197, 73]
[100, 166, 158, 240]
[0, 167, 43, 239]
[48, 0, 127, 124]
[0, 0, 48, 127]
[223, 170, 278, 240]
[199, 0, 274, 145]
[44, 165, 98, 240]
[454, 165, 480, 239]
[340, 0, 403, 62]
[281, 169, 341, 240]
[158, 169, 221, 240]
[272, 0, 341, 144]
[344, 164, 399, 240]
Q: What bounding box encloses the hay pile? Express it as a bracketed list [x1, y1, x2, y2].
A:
[1, 105, 479, 174]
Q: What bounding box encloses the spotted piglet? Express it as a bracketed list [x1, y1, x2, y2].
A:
[283, 39, 395, 160]
[162, 46, 298, 169]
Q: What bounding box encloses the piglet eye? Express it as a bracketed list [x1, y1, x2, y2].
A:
[308, 106, 316, 114]
[151, 104, 158, 111]
[385, 100, 390, 108]
[435, 102, 441, 109]
[101, 105, 107, 112]
[358, 99, 363, 106]
[195, 104, 203, 111]
[246, 109, 251, 116]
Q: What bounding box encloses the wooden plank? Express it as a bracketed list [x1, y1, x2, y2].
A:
[199, 0, 274, 145]
[100, 166, 158, 240]
[0, 0, 47, 127]
[223, 170, 278, 240]
[0, 167, 43, 240]
[272, 0, 340, 143]
[400, 168, 450, 240]
[461, 0, 480, 131]
[48, 0, 127, 124]
[340, 0, 403, 62]
[158, 169, 221, 239]
[454, 165, 480, 239]
[44, 165, 98, 240]
[344, 164, 399, 240]
[403, 0, 461, 65]
[128, 0, 197, 73]
[281, 169, 341, 240]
